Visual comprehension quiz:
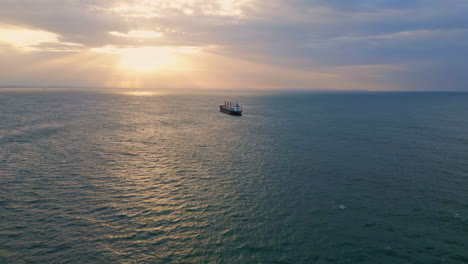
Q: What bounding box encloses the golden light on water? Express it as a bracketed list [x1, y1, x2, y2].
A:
[121, 91, 161, 96]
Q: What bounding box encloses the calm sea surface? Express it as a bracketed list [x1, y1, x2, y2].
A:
[0, 90, 467, 263]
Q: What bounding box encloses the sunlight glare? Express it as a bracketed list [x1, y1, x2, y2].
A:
[121, 91, 161, 96]
[92, 45, 201, 73]
[120, 47, 173, 71]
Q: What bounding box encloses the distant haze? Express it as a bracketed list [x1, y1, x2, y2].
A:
[1, 0, 467, 90]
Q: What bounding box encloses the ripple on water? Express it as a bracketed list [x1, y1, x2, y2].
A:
[1, 91, 468, 263]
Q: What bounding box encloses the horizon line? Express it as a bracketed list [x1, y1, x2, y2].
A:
[1, 85, 467, 93]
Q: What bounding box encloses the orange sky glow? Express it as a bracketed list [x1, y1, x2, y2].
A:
[0, 0, 466, 90]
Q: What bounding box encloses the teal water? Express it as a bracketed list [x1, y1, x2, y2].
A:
[0, 90, 467, 263]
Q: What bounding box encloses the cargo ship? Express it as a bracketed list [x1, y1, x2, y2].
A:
[220, 101, 242, 115]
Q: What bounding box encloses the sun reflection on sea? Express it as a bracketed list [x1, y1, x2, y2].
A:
[120, 91, 161, 96]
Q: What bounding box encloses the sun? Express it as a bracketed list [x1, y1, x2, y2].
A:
[119, 46, 174, 72]
[91, 45, 200, 75]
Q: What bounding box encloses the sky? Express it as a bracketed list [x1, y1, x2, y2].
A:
[0, 0, 467, 91]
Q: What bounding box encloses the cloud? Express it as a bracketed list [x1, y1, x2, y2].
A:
[0, 24, 84, 52]
[109, 30, 163, 38]
[101, 0, 254, 18]
[0, 0, 467, 90]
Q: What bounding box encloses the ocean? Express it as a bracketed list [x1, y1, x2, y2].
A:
[0, 89, 467, 263]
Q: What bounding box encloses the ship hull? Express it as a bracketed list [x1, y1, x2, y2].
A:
[220, 106, 242, 115]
